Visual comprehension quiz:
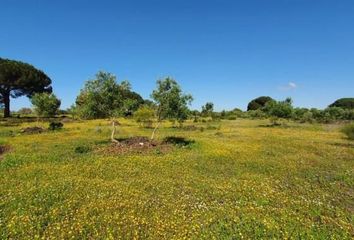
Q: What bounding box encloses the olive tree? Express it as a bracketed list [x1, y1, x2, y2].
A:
[74, 71, 144, 142]
[150, 77, 193, 140]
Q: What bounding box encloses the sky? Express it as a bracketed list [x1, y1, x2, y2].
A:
[1, 0, 354, 111]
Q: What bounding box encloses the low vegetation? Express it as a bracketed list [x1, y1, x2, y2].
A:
[341, 123, 354, 140]
[0, 119, 353, 239]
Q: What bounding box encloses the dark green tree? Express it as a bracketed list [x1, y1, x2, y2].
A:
[329, 98, 354, 109]
[247, 96, 274, 111]
[0, 58, 52, 117]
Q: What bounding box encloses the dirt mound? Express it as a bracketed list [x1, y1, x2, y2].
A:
[21, 127, 45, 134]
[96, 136, 171, 155]
[119, 136, 153, 146]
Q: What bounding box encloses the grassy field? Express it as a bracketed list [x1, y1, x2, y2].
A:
[0, 118, 353, 239]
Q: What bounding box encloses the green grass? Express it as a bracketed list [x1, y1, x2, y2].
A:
[0, 119, 353, 239]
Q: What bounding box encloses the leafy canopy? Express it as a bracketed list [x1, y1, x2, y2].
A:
[74, 71, 144, 119]
[329, 98, 354, 109]
[31, 93, 61, 117]
[247, 96, 274, 111]
[201, 102, 214, 117]
[264, 97, 294, 119]
[0, 58, 52, 117]
[151, 77, 193, 123]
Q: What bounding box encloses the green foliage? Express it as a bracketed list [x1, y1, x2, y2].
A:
[341, 123, 354, 140]
[31, 93, 61, 117]
[74, 144, 92, 154]
[151, 77, 193, 124]
[0, 58, 52, 117]
[264, 98, 293, 119]
[134, 105, 155, 128]
[201, 102, 214, 117]
[74, 71, 144, 119]
[247, 96, 274, 111]
[329, 98, 354, 109]
[17, 107, 33, 115]
[247, 109, 266, 119]
[48, 121, 63, 131]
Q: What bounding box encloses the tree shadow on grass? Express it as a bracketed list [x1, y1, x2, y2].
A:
[162, 136, 195, 147]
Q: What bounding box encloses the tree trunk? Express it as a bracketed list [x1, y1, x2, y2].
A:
[111, 121, 119, 143]
[3, 92, 10, 118]
[150, 121, 161, 140]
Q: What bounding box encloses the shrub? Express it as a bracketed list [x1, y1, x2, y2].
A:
[341, 123, 354, 140]
[75, 145, 92, 154]
[134, 105, 155, 128]
[17, 107, 33, 115]
[31, 93, 61, 117]
[48, 121, 63, 131]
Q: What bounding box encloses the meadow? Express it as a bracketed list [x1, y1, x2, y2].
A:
[0, 118, 353, 239]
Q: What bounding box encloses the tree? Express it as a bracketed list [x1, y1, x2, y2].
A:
[31, 93, 61, 117]
[247, 96, 274, 111]
[201, 102, 214, 117]
[0, 58, 52, 117]
[329, 98, 354, 109]
[74, 71, 144, 119]
[150, 77, 193, 140]
[74, 71, 145, 142]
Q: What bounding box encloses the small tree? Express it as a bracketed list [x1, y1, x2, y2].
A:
[150, 77, 193, 140]
[201, 102, 214, 118]
[31, 93, 61, 117]
[74, 71, 144, 119]
[134, 105, 155, 128]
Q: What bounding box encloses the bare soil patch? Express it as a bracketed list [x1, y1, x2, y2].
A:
[0, 145, 10, 159]
[96, 136, 171, 155]
[96, 136, 194, 155]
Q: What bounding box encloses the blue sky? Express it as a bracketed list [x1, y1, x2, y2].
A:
[1, 0, 354, 111]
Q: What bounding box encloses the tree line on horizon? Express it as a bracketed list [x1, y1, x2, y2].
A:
[1, 58, 354, 124]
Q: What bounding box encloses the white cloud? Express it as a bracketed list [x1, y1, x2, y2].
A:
[288, 82, 297, 89]
[279, 82, 297, 91]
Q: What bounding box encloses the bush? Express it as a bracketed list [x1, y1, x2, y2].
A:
[17, 107, 33, 115]
[48, 121, 63, 131]
[75, 145, 92, 154]
[31, 93, 61, 117]
[341, 123, 354, 140]
[134, 105, 155, 128]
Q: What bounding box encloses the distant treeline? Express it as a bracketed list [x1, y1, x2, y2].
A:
[1, 58, 353, 123]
